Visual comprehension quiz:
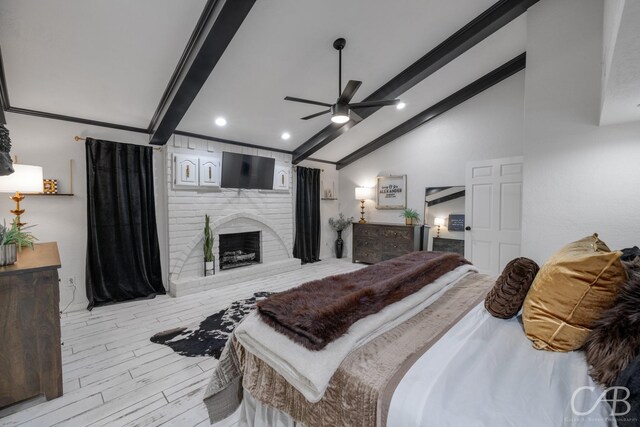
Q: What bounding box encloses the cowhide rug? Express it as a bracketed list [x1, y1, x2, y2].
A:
[150, 291, 272, 358]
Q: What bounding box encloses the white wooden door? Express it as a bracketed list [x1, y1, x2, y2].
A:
[465, 156, 523, 276]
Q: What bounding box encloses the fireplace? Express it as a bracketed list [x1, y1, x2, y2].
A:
[219, 231, 261, 271]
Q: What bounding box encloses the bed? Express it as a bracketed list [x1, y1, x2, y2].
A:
[203, 252, 615, 427]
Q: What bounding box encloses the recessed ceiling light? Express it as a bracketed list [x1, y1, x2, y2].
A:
[215, 117, 227, 127]
[281, 132, 291, 140]
[396, 102, 406, 110]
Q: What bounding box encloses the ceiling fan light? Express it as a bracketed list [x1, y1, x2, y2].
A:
[331, 114, 350, 124]
[331, 104, 350, 124]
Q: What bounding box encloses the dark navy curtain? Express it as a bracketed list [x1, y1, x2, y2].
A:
[293, 166, 321, 264]
[85, 138, 165, 309]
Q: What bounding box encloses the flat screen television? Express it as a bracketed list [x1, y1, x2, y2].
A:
[221, 152, 275, 190]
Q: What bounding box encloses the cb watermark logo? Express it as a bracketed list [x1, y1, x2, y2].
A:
[571, 386, 631, 416]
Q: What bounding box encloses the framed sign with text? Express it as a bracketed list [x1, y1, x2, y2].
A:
[376, 175, 407, 209]
[448, 214, 466, 231]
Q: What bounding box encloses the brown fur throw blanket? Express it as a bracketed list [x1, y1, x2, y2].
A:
[257, 251, 470, 350]
[584, 258, 640, 387]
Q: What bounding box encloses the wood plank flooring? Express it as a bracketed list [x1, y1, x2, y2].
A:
[0, 259, 364, 427]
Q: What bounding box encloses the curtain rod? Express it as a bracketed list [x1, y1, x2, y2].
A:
[293, 165, 324, 172]
[74, 135, 163, 152]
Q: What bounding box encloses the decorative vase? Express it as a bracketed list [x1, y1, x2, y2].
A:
[205, 259, 215, 276]
[405, 218, 412, 226]
[0, 243, 17, 266]
[335, 230, 344, 259]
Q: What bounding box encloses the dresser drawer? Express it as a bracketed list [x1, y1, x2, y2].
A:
[353, 224, 381, 238]
[380, 227, 413, 241]
[382, 240, 414, 253]
[352, 223, 423, 264]
[353, 246, 380, 264]
[354, 236, 379, 251]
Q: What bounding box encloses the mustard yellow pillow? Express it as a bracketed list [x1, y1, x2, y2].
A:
[522, 234, 626, 352]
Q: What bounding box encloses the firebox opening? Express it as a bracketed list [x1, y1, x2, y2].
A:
[219, 231, 261, 271]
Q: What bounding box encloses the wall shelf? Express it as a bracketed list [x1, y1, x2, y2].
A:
[25, 193, 74, 197]
[321, 198, 338, 201]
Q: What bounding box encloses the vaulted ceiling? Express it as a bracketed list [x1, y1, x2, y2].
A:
[0, 0, 599, 165]
[600, 0, 640, 126]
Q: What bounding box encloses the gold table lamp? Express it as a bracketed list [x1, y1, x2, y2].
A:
[0, 164, 44, 228]
[354, 187, 374, 224]
[434, 217, 446, 238]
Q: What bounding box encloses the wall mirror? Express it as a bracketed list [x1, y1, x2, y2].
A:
[423, 186, 466, 255]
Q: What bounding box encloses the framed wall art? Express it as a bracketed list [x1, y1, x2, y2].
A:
[376, 175, 407, 209]
[43, 179, 58, 194]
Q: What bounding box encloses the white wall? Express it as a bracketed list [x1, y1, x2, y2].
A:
[0, 113, 168, 312]
[338, 71, 526, 257]
[521, 0, 640, 263]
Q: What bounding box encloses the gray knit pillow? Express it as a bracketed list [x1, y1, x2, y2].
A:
[485, 257, 539, 319]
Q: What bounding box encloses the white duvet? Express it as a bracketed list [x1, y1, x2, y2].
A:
[388, 304, 618, 427]
[234, 264, 478, 403]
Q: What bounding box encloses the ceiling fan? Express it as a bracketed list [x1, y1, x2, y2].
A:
[284, 38, 401, 124]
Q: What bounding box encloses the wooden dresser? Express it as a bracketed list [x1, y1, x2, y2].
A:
[352, 222, 424, 264]
[432, 237, 465, 256]
[0, 243, 62, 409]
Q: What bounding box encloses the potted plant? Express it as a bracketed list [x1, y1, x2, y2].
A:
[204, 214, 214, 276]
[0, 221, 37, 266]
[328, 213, 354, 259]
[400, 208, 420, 226]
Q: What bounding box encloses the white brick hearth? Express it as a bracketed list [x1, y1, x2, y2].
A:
[167, 135, 299, 297]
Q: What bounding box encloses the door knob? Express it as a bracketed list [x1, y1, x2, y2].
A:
[465, 226, 471, 231]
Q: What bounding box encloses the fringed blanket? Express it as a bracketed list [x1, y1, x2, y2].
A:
[257, 251, 469, 350]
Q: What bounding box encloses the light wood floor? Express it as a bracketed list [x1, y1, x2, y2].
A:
[1, 259, 364, 427]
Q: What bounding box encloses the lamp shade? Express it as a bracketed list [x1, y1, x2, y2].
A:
[0, 164, 44, 193]
[434, 217, 446, 226]
[355, 187, 373, 200]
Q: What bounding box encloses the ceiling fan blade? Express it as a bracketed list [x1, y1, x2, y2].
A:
[350, 99, 400, 109]
[338, 80, 362, 104]
[284, 96, 333, 107]
[301, 110, 331, 120]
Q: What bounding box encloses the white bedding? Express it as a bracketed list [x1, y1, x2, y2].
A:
[234, 264, 477, 403]
[388, 304, 617, 427]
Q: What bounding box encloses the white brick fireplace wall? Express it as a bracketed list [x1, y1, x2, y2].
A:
[166, 135, 300, 297]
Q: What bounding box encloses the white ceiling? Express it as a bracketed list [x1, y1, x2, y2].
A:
[1, 0, 532, 161]
[0, 0, 206, 127]
[178, 0, 497, 153]
[313, 16, 527, 161]
[600, 0, 640, 126]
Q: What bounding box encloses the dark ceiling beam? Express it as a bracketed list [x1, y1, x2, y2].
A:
[147, 0, 218, 133]
[0, 46, 9, 125]
[336, 53, 526, 170]
[306, 158, 337, 165]
[173, 130, 292, 155]
[149, 0, 256, 145]
[4, 107, 149, 134]
[292, 0, 539, 164]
